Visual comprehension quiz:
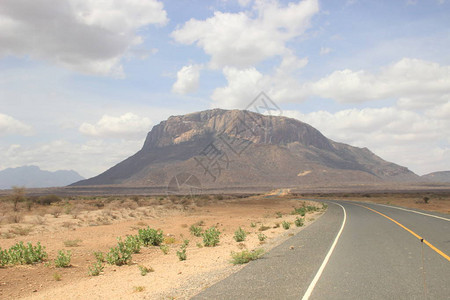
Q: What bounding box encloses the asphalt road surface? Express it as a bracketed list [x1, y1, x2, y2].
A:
[193, 200, 450, 300]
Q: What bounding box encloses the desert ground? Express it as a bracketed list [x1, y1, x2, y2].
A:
[1, 190, 448, 300]
[0, 192, 326, 299]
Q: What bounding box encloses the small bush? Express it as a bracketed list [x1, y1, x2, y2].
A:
[138, 265, 153, 276]
[164, 236, 176, 244]
[230, 249, 264, 265]
[273, 223, 280, 228]
[176, 248, 187, 261]
[55, 250, 71, 268]
[124, 235, 141, 254]
[423, 197, 430, 204]
[176, 240, 189, 261]
[38, 194, 61, 206]
[138, 227, 164, 246]
[306, 206, 318, 212]
[134, 286, 145, 293]
[4, 241, 47, 265]
[160, 245, 169, 254]
[275, 212, 283, 218]
[93, 251, 105, 262]
[282, 221, 290, 230]
[106, 238, 133, 266]
[88, 261, 104, 276]
[294, 217, 304, 227]
[250, 222, 256, 228]
[258, 225, 271, 231]
[53, 272, 62, 281]
[189, 225, 203, 237]
[291, 207, 306, 216]
[233, 227, 247, 242]
[257, 233, 267, 242]
[202, 227, 221, 247]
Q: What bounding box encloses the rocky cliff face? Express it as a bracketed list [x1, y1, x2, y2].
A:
[73, 109, 419, 187]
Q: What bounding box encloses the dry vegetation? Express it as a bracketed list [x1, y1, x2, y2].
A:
[0, 190, 325, 299]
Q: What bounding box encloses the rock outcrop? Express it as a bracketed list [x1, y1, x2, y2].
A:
[72, 109, 419, 188]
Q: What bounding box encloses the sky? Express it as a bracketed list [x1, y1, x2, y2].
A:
[0, 0, 449, 178]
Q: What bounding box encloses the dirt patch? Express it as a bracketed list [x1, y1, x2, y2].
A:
[0, 196, 325, 299]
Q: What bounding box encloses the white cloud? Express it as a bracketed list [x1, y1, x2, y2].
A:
[211, 53, 308, 108]
[307, 58, 450, 104]
[172, 0, 319, 68]
[283, 107, 449, 175]
[320, 47, 332, 55]
[172, 64, 202, 95]
[0, 0, 168, 76]
[0, 113, 33, 136]
[212, 67, 264, 108]
[79, 113, 152, 140]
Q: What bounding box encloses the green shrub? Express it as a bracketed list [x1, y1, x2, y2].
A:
[106, 238, 133, 266]
[0, 249, 9, 266]
[88, 261, 104, 276]
[125, 235, 141, 254]
[275, 212, 283, 218]
[176, 240, 189, 261]
[306, 205, 318, 212]
[294, 217, 304, 227]
[230, 249, 264, 265]
[233, 227, 247, 242]
[93, 251, 105, 262]
[160, 245, 169, 255]
[291, 207, 306, 216]
[250, 222, 256, 228]
[257, 233, 267, 242]
[138, 265, 153, 276]
[138, 227, 164, 246]
[55, 250, 71, 268]
[189, 225, 203, 237]
[176, 248, 187, 261]
[282, 221, 290, 230]
[6, 241, 47, 265]
[202, 227, 221, 247]
[322, 203, 328, 210]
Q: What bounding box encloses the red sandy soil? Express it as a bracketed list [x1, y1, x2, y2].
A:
[0, 195, 325, 299]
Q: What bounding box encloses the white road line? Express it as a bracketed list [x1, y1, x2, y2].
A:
[302, 202, 347, 300]
[370, 203, 450, 222]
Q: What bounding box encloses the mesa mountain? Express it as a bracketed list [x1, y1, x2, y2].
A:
[0, 166, 84, 189]
[73, 109, 419, 188]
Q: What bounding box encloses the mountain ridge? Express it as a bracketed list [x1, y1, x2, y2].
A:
[0, 165, 84, 189]
[73, 109, 419, 188]
[421, 171, 450, 183]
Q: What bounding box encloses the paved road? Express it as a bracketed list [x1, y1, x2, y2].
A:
[193, 200, 450, 300]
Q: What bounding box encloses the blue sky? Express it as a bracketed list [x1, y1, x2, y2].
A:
[0, 0, 449, 178]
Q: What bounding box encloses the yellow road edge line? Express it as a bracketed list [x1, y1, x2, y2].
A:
[354, 203, 450, 262]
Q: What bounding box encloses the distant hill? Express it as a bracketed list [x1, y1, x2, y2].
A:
[0, 166, 84, 189]
[72, 109, 419, 189]
[421, 171, 450, 183]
